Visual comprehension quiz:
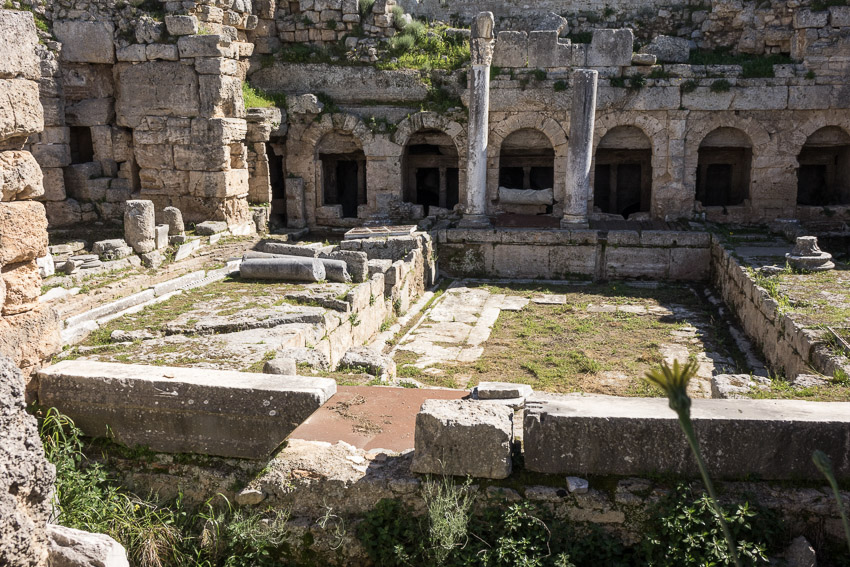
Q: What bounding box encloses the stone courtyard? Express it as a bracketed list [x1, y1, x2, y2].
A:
[1, 0, 850, 564]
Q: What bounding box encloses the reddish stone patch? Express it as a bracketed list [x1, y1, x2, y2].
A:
[291, 385, 467, 452]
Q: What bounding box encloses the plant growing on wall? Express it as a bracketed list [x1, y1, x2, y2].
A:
[812, 450, 850, 554]
[644, 359, 743, 567]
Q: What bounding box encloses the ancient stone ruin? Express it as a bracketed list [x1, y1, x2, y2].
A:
[1, 0, 850, 563]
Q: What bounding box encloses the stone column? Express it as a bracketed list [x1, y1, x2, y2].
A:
[561, 69, 598, 228]
[460, 11, 495, 228]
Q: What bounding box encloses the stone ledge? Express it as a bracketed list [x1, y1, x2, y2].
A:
[524, 396, 850, 480]
[38, 360, 337, 459]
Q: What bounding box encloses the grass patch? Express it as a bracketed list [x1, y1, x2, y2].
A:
[378, 23, 470, 72]
[242, 82, 287, 109]
[689, 48, 793, 78]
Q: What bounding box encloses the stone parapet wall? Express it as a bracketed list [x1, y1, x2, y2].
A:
[709, 238, 849, 379]
[0, 10, 62, 378]
[435, 228, 711, 280]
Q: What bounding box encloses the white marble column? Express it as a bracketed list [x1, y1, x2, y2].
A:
[561, 69, 598, 228]
[460, 11, 495, 228]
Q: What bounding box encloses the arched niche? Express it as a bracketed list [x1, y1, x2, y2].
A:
[498, 129, 555, 191]
[593, 125, 652, 218]
[402, 129, 459, 215]
[696, 127, 752, 207]
[796, 126, 850, 206]
[316, 130, 366, 219]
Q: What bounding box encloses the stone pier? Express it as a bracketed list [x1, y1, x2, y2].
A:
[561, 69, 598, 228]
[459, 12, 495, 228]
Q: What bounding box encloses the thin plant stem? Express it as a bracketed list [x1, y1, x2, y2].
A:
[678, 414, 743, 567]
[815, 453, 850, 555]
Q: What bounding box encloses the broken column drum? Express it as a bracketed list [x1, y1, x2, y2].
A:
[562, 69, 598, 228]
[460, 12, 495, 228]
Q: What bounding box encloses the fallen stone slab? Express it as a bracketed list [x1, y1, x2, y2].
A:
[47, 524, 129, 567]
[164, 304, 325, 335]
[259, 241, 329, 257]
[475, 382, 533, 400]
[174, 238, 201, 261]
[532, 294, 567, 305]
[152, 270, 206, 297]
[195, 220, 228, 235]
[340, 347, 396, 379]
[711, 373, 769, 399]
[38, 360, 337, 459]
[411, 399, 513, 479]
[243, 252, 350, 282]
[264, 357, 297, 375]
[64, 289, 155, 329]
[240, 257, 326, 282]
[524, 397, 850, 480]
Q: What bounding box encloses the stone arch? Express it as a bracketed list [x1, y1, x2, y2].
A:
[591, 124, 654, 218]
[693, 127, 753, 208]
[298, 113, 374, 222]
[487, 113, 568, 212]
[795, 125, 850, 206]
[394, 112, 468, 214]
[683, 115, 771, 206]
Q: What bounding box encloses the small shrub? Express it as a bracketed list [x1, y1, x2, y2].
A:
[554, 79, 567, 92]
[710, 79, 732, 93]
[326, 18, 337, 30]
[611, 76, 627, 88]
[403, 19, 426, 40]
[681, 79, 698, 93]
[358, 0, 375, 18]
[390, 33, 415, 54]
[531, 68, 547, 81]
[805, 69, 816, 80]
[628, 73, 646, 90]
[648, 67, 671, 79]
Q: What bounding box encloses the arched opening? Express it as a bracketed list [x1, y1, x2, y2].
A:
[593, 126, 652, 218]
[796, 126, 850, 206]
[696, 127, 752, 207]
[317, 131, 366, 219]
[499, 129, 555, 191]
[402, 129, 459, 215]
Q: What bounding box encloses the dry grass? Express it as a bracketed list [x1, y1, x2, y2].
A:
[396, 282, 746, 395]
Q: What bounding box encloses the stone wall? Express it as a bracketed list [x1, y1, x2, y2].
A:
[0, 10, 61, 379]
[709, 238, 849, 379]
[436, 228, 711, 280]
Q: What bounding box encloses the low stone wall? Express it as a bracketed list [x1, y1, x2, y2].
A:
[709, 239, 847, 378]
[436, 227, 711, 281]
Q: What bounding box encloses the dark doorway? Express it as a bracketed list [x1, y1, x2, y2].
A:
[796, 127, 850, 206]
[593, 127, 653, 218]
[69, 126, 94, 164]
[402, 130, 459, 215]
[317, 131, 367, 219]
[267, 142, 286, 226]
[499, 129, 555, 190]
[695, 128, 752, 207]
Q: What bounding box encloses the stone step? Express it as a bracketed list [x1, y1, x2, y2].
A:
[38, 360, 336, 459]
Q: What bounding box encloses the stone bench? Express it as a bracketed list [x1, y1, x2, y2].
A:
[38, 360, 336, 459]
[524, 396, 850, 481]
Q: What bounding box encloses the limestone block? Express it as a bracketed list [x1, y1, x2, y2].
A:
[524, 397, 850, 480]
[264, 357, 296, 375]
[53, 21, 115, 64]
[285, 177, 306, 228]
[92, 239, 133, 260]
[638, 35, 691, 63]
[124, 199, 156, 254]
[789, 85, 832, 109]
[39, 167, 65, 202]
[730, 86, 787, 110]
[195, 57, 239, 75]
[145, 44, 179, 61]
[499, 187, 554, 206]
[177, 34, 233, 58]
[191, 118, 248, 144]
[0, 79, 43, 147]
[830, 5, 850, 26]
[321, 249, 369, 282]
[410, 399, 513, 479]
[65, 98, 115, 127]
[39, 97, 64, 129]
[240, 257, 326, 282]
[165, 15, 199, 36]
[188, 168, 248, 198]
[681, 87, 733, 110]
[0, 354, 55, 566]
[44, 199, 81, 227]
[115, 62, 200, 129]
[116, 44, 147, 62]
[134, 143, 174, 170]
[0, 201, 47, 264]
[793, 8, 829, 28]
[62, 64, 114, 102]
[138, 168, 188, 195]
[587, 29, 634, 67]
[2, 261, 40, 315]
[195, 220, 228, 235]
[0, 11, 40, 80]
[173, 144, 230, 171]
[199, 75, 245, 119]
[47, 524, 129, 567]
[38, 360, 337, 459]
[0, 150, 43, 201]
[155, 224, 169, 250]
[161, 206, 185, 235]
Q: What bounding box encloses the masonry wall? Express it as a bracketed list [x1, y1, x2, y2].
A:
[0, 10, 61, 380]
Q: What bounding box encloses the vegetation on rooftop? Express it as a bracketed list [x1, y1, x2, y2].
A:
[242, 82, 287, 110]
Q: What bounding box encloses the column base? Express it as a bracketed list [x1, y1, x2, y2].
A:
[458, 214, 492, 228]
[560, 216, 589, 229]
